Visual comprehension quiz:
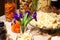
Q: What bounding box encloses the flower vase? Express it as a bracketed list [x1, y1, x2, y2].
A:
[20, 25, 28, 34]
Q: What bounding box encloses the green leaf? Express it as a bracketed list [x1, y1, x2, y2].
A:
[21, 13, 28, 33]
[21, 13, 28, 26]
[21, 25, 25, 33]
[25, 16, 32, 26]
[23, 13, 28, 25]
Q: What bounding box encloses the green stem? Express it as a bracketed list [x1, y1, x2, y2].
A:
[21, 25, 25, 33]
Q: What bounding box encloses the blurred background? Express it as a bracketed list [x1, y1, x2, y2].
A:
[0, 0, 20, 16]
[0, 0, 60, 16]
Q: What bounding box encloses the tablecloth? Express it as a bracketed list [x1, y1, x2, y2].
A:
[0, 15, 60, 40]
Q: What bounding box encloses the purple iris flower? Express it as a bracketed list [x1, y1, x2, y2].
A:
[13, 13, 19, 20]
[25, 10, 30, 17]
[19, 12, 23, 18]
[33, 11, 37, 21]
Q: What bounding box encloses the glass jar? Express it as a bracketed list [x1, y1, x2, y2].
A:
[50, 0, 58, 13]
[51, 0, 58, 8]
[5, 0, 16, 21]
[37, 0, 51, 12]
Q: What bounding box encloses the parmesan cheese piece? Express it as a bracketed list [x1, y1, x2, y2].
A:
[30, 11, 60, 29]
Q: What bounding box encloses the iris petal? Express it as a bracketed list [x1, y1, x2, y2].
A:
[13, 13, 19, 20]
[19, 12, 23, 18]
[25, 10, 30, 17]
[33, 11, 37, 21]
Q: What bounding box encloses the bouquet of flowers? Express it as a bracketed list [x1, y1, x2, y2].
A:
[12, 0, 37, 33]
[13, 10, 37, 33]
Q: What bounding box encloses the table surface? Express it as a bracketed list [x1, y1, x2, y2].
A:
[0, 15, 60, 40]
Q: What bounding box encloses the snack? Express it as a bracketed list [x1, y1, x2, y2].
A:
[30, 11, 60, 29]
[37, 0, 51, 12]
[20, 0, 34, 15]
